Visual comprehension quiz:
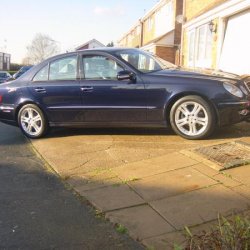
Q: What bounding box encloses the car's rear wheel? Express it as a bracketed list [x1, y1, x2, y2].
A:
[170, 95, 215, 140]
[18, 104, 48, 139]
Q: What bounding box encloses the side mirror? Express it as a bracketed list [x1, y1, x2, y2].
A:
[117, 70, 136, 83]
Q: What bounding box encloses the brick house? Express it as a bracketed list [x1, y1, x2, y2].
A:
[0, 52, 11, 71]
[118, 0, 183, 64]
[75, 39, 105, 50]
[182, 0, 250, 75]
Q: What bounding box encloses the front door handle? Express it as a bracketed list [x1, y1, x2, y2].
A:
[81, 86, 93, 92]
[34, 87, 46, 93]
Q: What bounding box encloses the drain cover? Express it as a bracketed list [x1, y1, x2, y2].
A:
[194, 142, 250, 170]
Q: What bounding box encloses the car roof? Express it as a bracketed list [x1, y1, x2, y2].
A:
[78, 47, 139, 53]
[41, 47, 141, 64]
[53, 47, 140, 57]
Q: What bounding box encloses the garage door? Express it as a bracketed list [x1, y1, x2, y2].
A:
[219, 10, 250, 75]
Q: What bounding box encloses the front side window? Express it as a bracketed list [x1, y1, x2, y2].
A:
[82, 55, 124, 80]
[116, 49, 175, 73]
[33, 64, 49, 81]
[49, 56, 77, 81]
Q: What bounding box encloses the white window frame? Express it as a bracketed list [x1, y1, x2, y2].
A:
[187, 23, 213, 68]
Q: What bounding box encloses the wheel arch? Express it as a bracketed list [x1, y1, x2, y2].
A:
[164, 92, 219, 126]
[15, 100, 48, 123]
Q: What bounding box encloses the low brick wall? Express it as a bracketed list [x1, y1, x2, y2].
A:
[155, 46, 176, 64]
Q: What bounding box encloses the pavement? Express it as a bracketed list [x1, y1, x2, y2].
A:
[30, 123, 250, 249]
[0, 123, 144, 250]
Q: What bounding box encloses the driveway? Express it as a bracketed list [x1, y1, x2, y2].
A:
[30, 123, 250, 249]
[0, 123, 143, 250]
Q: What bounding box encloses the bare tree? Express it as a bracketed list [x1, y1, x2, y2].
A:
[26, 33, 60, 64]
[21, 56, 32, 65]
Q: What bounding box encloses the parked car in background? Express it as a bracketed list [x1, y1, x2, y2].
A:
[13, 65, 33, 79]
[0, 48, 249, 139]
[0, 71, 12, 84]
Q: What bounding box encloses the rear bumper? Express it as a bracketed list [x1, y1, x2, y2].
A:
[217, 100, 250, 126]
[0, 104, 17, 125]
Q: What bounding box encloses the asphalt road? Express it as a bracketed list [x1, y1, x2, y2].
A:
[0, 123, 143, 250]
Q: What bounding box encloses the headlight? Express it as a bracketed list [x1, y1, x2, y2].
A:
[223, 82, 243, 98]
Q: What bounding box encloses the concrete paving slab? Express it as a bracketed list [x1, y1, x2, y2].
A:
[67, 169, 118, 188]
[150, 185, 250, 230]
[80, 184, 145, 212]
[232, 185, 250, 200]
[129, 166, 217, 201]
[212, 173, 241, 187]
[193, 164, 241, 187]
[106, 205, 175, 240]
[192, 163, 219, 177]
[114, 152, 198, 180]
[142, 231, 185, 250]
[70, 177, 121, 192]
[32, 138, 119, 175]
[104, 141, 178, 164]
[225, 164, 250, 186]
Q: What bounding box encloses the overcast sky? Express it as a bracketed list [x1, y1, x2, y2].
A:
[0, 0, 159, 63]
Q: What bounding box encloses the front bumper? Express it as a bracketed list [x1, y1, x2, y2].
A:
[217, 100, 250, 126]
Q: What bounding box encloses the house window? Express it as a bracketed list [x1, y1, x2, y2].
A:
[147, 17, 153, 30]
[128, 34, 132, 43]
[188, 23, 213, 68]
[136, 25, 141, 35]
[188, 30, 195, 64]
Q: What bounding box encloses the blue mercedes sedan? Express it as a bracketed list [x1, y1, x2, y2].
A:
[0, 48, 249, 139]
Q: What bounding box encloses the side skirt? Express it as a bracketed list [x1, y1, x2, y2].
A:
[49, 121, 167, 128]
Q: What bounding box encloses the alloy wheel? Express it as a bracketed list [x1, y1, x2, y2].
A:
[20, 107, 43, 137]
[174, 101, 209, 137]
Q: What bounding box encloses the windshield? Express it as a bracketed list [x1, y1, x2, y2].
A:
[20, 66, 32, 72]
[115, 49, 176, 73]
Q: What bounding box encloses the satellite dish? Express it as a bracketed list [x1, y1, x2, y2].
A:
[176, 15, 185, 24]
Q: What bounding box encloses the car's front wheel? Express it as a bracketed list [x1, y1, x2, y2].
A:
[18, 104, 48, 139]
[170, 95, 216, 140]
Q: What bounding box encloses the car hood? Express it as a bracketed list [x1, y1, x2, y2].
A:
[150, 67, 243, 82]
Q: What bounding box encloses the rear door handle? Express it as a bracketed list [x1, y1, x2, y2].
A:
[81, 86, 93, 92]
[34, 87, 46, 93]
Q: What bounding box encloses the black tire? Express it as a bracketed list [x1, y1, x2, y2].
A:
[170, 95, 216, 140]
[18, 104, 48, 139]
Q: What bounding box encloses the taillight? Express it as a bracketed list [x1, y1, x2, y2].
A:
[0, 95, 2, 103]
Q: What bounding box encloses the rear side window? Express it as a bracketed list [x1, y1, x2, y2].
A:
[33, 64, 49, 81]
[49, 56, 77, 81]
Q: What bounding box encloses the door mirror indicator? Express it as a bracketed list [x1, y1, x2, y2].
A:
[117, 70, 136, 83]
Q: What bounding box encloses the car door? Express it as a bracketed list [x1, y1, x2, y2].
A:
[79, 53, 147, 123]
[28, 54, 83, 123]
